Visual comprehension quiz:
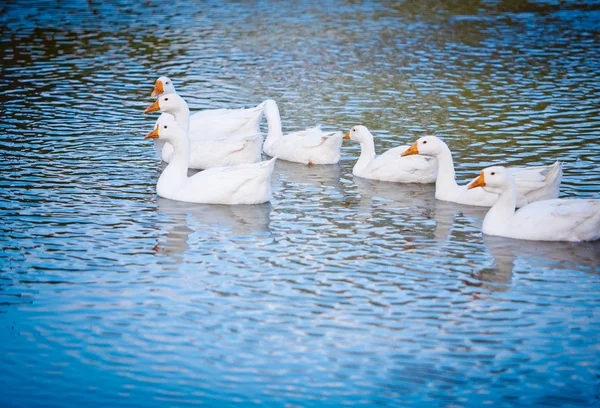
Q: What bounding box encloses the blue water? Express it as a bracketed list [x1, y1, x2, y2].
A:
[1, 0, 599, 406]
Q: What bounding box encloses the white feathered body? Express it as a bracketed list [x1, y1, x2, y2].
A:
[158, 157, 277, 205]
[161, 133, 263, 170]
[262, 99, 342, 165]
[483, 198, 600, 242]
[353, 145, 437, 183]
[155, 101, 265, 142]
[263, 126, 343, 165]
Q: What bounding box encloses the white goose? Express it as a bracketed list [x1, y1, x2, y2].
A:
[344, 125, 437, 183]
[145, 116, 276, 205]
[262, 99, 343, 165]
[144, 93, 262, 170]
[468, 166, 600, 242]
[150, 76, 265, 141]
[402, 135, 562, 207]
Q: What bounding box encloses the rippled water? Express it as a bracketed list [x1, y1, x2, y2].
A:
[1, 0, 599, 406]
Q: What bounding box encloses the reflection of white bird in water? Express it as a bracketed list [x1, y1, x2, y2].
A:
[154, 198, 272, 258]
[275, 160, 343, 198]
[352, 176, 435, 212]
[431, 200, 488, 243]
[483, 235, 600, 284]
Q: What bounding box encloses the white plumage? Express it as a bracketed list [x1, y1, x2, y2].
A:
[402, 135, 562, 207]
[262, 99, 343, 165]
[468, 166, 600, 242]
[345, 125, 437, 183]
[145, 116, 276, 205]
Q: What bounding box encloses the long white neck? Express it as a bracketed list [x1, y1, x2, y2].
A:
[263, 101, 283, 149]
[482, 180, 517, 235]
[432, 142, 459, 198]
[353, 135, 377, 174]
[157, 136, 190, 198]
[169, 104, 190, 135]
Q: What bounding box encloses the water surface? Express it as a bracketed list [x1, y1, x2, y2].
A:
[1, 0, 599, 406]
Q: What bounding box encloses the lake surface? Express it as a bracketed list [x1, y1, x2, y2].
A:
[1, 0, 599, 406]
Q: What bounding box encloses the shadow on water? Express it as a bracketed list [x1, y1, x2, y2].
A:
[275, 160, 342, 190]
[482, 234, 600, 284]
[155, 198, 272, 259]
[352, 176, 436, 211]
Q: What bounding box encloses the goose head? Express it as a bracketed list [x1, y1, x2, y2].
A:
[145, 116, 184, 144]
[343, 125, 373, 143]
[151, 76, 176, 97]
[402, 135, 445, 157]
[144, 92, 188, 115]
[468, 166, 511, 194]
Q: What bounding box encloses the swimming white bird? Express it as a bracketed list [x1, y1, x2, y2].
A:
[468, 166, 600, 242]
[150, 76, 265, 141]
[402, 135, 562, 207]
[344, 125, 437, 183]
[144, 93, 262, 169]
[262, 99, 343, 165]
[145, 116, 276, 205]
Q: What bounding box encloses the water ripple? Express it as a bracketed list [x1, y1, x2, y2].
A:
[1, 0, 599, 407]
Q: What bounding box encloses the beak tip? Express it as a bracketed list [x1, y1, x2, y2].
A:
[401, 143, 419, 157]
[143, 101, 160, 114]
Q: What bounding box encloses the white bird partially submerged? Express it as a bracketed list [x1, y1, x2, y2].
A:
[468, 166, 600, 242]
[145, 116, 276, 205]
[144, 93, 262, 169]
[262, 99, 343, 165]
[402, 135, 562, 207]
[150, 76, 265, 141]
[344, 125, 437, 183]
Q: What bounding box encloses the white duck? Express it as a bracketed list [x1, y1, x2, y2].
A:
[402, 135, 563, 207]
[145, 116, 276, 205]
[144, 93, 262, 169]
[468, 166, 600, 242]
[344, 125, 437, 183]
[150, 76, 265, 141]
[262, 99, 343, 165]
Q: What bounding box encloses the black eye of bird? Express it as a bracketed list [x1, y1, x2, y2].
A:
[491, 172, 495, 176]
[165, 98, 169, 101]
[423, 141, 427, 144]
[166, 81, 169, 85]
[164, 125, 168, 129]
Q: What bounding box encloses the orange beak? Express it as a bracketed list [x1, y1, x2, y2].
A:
[468, 172, 486, 190]
[145, 126, 160, 139]
[151, 80, 164, 98]
[401, 142, 419, 157]
[343, 132, 351, 140]
[144, 100, 160, 114]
